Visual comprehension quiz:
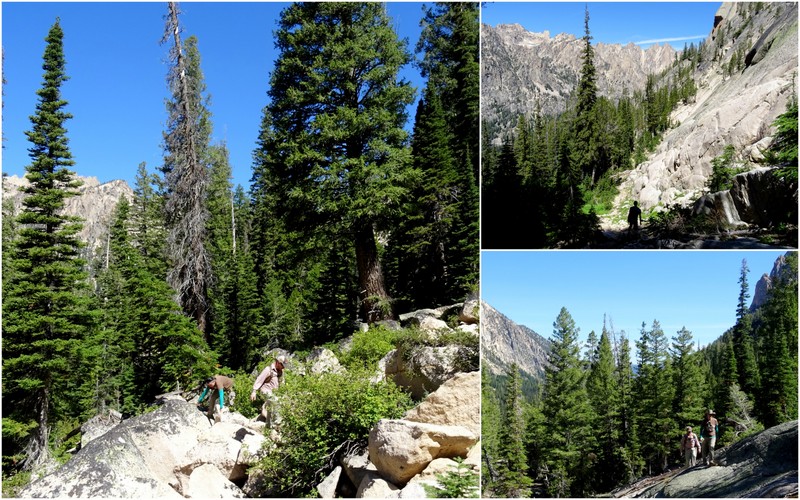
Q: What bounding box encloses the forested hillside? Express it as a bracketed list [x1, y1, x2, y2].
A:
[482, 252, 798, 497]
[482, 2, 797, 249]
[1, 2, 479, 495]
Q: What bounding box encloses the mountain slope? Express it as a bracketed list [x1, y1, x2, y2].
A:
[612, 2, 797, 214]
[480, 301, 550, 384]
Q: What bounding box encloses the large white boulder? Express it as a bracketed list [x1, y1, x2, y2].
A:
[367, 419, 478, 486]
[403, 371, 480, 436]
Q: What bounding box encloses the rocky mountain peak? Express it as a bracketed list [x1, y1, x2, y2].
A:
[482, 22, 677, 143]
[750, 252, 796, 312]
[3, 174, 133, 257]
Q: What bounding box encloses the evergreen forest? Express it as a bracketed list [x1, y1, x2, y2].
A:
[481, 5, 798, 249]
[482, 253, 798, 497]
[1, 3, 479, 493]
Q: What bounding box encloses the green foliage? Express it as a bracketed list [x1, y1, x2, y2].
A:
[2, 18, 99, 470]
[708, 145, 746, 192]
[422, 457, 480, 498]
[583, 173, 620, 215]
[762, 96, 798, 180]
[2, 469, 31, 498]
[493, 364, 532, 497]
[251, 2, 415, 327]
[539, 308, 596, 496]
[228, 369, 262, 420]
[250, 368, 414, 496]
[338, 326, 402, 371]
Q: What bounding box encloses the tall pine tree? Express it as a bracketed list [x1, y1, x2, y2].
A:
[493, 364, 532, 497]
[541, 308, 596, 497]
[2, 18, 97, 470]
[251, 2, 414, 325]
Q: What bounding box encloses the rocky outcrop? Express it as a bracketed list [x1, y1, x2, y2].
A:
[751, 251, 796, 311]
[21, 400, 265, 498]
[377, 304, 479, 399]
[403, 371, 480, 436]
[691, 167, 798, 228]
[614, 2, 798, 213]
[329, 370, 480, 498]
[2, 175, 133, 256]
[481, 301, 550, 381]
[614, 420, 798, 497]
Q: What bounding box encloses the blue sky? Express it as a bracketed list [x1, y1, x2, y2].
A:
[481, 251, 789, 351]
[481, 2, 722, 50]
[1, 2, 428, 188]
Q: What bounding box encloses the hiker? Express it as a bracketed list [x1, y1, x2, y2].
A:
[627, 201, 643, 233]
[681, 426, 701, 467]
[700, 409, 719, 465]
[250, 355, 286, 426]
[198, 375, 234, 420]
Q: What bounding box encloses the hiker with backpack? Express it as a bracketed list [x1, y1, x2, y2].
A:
[700, 409, 719, 466]
[680, 425, 702, 467]
[250, 355, 286, 427]
[198, 375, 234, 421]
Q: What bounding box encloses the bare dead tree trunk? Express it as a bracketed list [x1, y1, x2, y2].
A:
[162, 2, 212, 340]
[354, 222, 393, 323]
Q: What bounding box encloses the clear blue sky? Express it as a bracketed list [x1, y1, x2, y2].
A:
[1, 2, 427, 188]
[481, 251, 789, 351]
[481, 2, 722, 50]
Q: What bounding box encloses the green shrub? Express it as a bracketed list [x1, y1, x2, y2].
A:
[229, 369, 264, 419]
[339, 326, 402, 371]
[2, 470, 31, 498]
[422, 457, 480, 498]
[709, 144, 747, 192]
[250, 367, 414, 496]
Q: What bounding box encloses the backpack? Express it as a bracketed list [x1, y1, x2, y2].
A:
[705, 417, 716, 436]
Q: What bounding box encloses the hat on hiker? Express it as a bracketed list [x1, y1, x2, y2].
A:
[276, 355, 286, 365]
[686, 426, 692, 432]
[706, 408, 715, 415]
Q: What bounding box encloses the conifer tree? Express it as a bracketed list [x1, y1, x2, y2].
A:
[94, 197, 217, 407]
[671, 327, 706, 427]
[615, 331, 643, 482]
[716, 335, 739, 424]
[417, 2, 480, 182]
[571, 5, 600, 186]
[206, 144, 262, 370]
[494, 364, 532, 497]
[480, 368, 501, 491]
[586, 327, 625, 492]
[634, 320, 675, 473]
[161, 3, 213, 339]
[130, 162, 167, 276]
[733, 259, 760, 397]
[414, 2, 478, 291]
[2, 19, 97, 469]
[757, 252, 798, 427]
[386, 82, 459, 309]
[252, 2, 414, 325]
[541, 308, 596, 496]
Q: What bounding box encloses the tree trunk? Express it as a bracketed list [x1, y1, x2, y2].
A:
[24, 386, 52, 471]
[354, 222, 393, 323]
